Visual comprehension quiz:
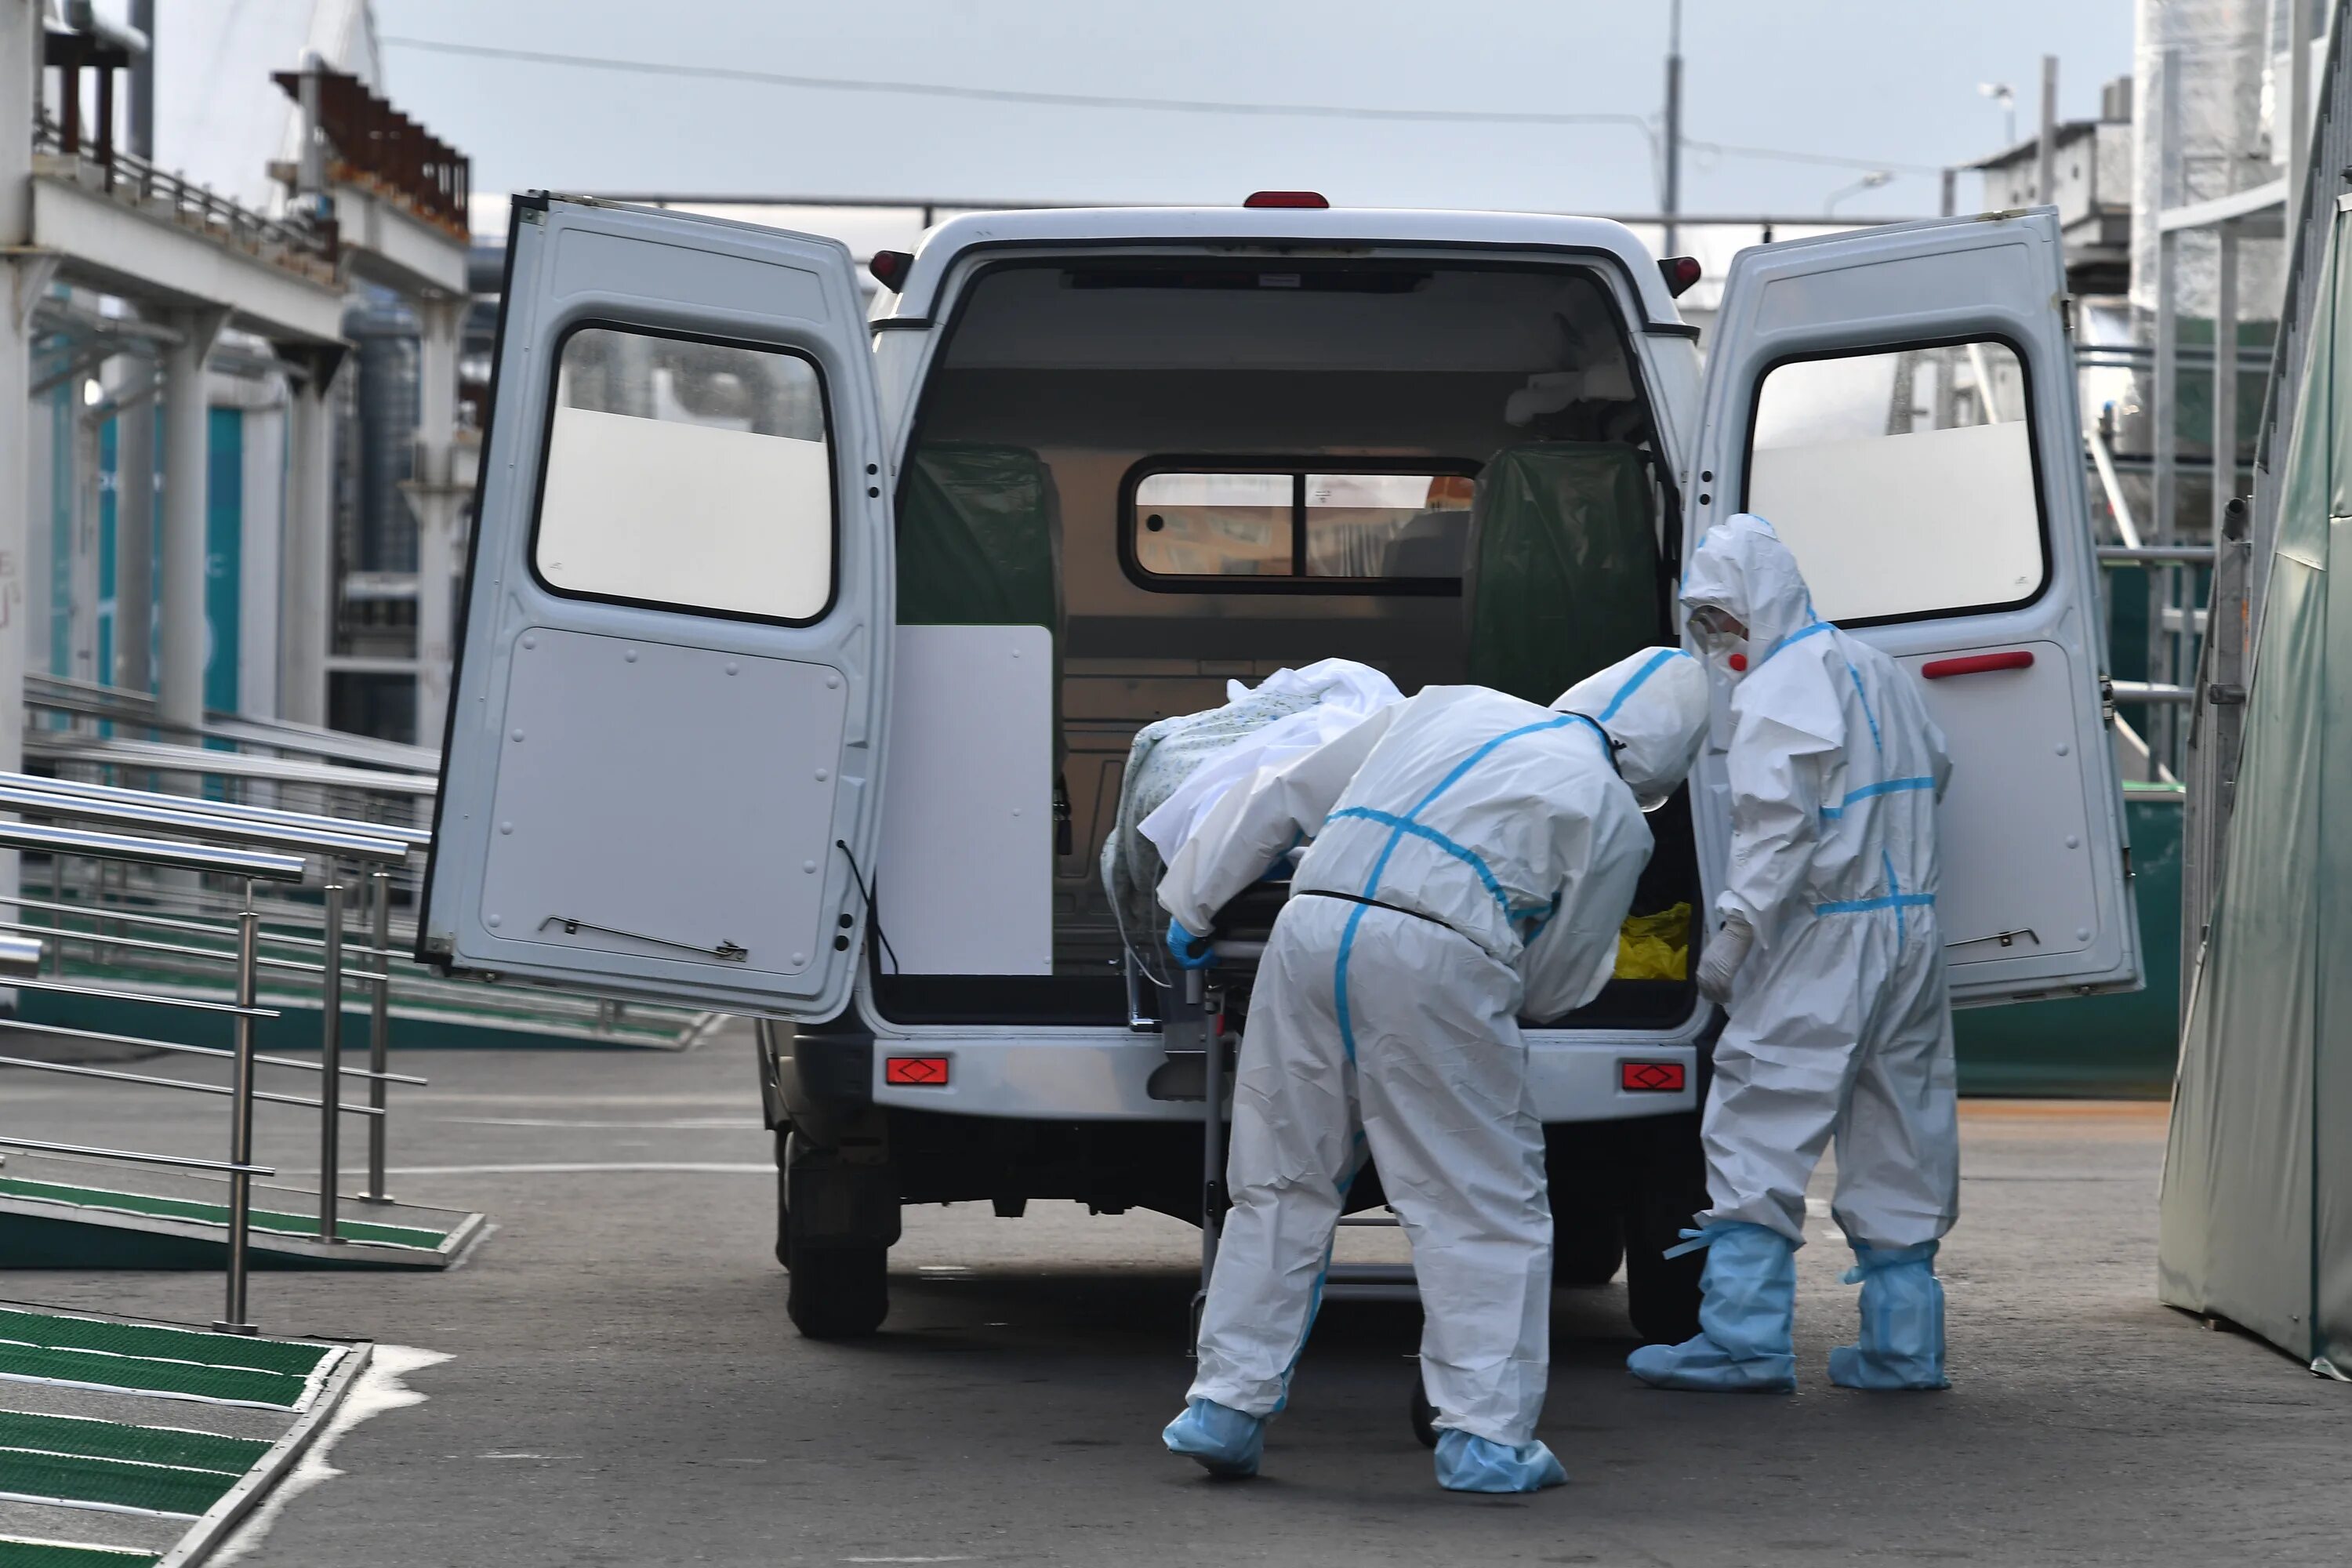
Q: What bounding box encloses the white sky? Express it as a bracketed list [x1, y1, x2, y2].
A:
[366, 0, 2136, 220]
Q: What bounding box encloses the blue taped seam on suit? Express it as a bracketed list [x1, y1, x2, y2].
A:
[1598, 647, 1686, 722]
[1328, 707, 1607, 1126]
[1815, 892, 1936, 916]
[1844, 659, 1884, 753]
[1762, 619, 1831, 666]
[1819, 775, 1937, 818]
[1883, 849, 1906, 947]
[1330, 808, 1518, 922]
[1401, 713, 1585, 822]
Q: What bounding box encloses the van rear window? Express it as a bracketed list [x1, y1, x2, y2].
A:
[1124, 462, 1474, 593]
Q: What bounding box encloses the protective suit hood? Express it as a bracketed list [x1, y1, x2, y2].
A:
[1552, 646, 1708, 811]
[1679, 514, 1821, 661]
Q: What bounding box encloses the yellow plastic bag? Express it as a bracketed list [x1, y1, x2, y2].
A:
[1615, 902, 1692, 982]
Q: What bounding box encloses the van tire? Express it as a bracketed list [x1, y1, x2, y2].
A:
[785, 1240, 889, 1338]
[1624, 1228, 1704, 1345]
[1620, 1111, 1709, 1345]
[1552, 1207, 1626, 1287]
[773, 1130, 792, 1269]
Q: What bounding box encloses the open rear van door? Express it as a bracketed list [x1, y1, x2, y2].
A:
[1689, 209, 2141, 1004]
[418, 196, 894, 1019]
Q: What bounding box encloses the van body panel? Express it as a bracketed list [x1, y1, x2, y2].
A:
[421, 198, 895, 1021]
[865, 1035, 1699, 1122]
[1683, 209, 2143, 1004]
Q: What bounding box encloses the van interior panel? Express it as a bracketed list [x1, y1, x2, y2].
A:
[878, 256, 1693, 1029]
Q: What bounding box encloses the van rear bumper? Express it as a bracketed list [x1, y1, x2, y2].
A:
[827, 1029, 1699, 1123]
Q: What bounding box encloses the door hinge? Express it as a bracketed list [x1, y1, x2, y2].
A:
[2099, 675, 2116, 728]
[540, 916, 748, 962]
[2207, 682, 2246, 706]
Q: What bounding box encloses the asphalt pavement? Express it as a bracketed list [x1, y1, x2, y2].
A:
[5, 1023, 2346, 1566]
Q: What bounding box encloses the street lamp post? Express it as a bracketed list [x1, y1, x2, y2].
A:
[1979, 81, 2017, 146]
[1825, 169, 1893, 216]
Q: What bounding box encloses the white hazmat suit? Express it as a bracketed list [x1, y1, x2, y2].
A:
[1629, 514, 1957, 1395]
[1683, 514, 1957, 1251]
[1157, 648, 1709, 1473]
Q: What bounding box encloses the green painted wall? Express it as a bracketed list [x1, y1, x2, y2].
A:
[1954, 786, 2183, 1098]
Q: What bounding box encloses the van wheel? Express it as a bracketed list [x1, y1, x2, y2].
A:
[1552, 1207, 1626, 1287]
[1624, 1229, 1704, 1345]
[1620, 1112, 1708, 1345]
[785, 1238, 890, 1338]
[773, 1129, 792, 1269]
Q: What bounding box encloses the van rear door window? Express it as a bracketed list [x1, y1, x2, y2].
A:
[1744, 339, 2046, 623]
[1127, 463, 1473, 592]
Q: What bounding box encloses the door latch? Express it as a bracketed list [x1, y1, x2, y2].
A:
[1946, 927, 2041, 951]
[539, 916, 748, 962]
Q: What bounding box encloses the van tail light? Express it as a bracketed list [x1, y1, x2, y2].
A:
[1620, 1060, 1687, 1093]
[869, 250, 914, 291]
[1245, 191, 1330, 209]
[1922, 650, 2035, 680]
[884, 1055, 950, 1087]
[1659, 256, 1703, 297]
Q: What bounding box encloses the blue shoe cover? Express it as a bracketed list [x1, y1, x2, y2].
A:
[1624, 1221, 1797, 1392]
[1432, 1428, 1567, 1493]
[1828, 1240, 1949, 1390]
[1162, 1398, 1263, 1477]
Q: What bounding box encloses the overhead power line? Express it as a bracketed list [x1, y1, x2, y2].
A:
[379, 36, 1940, 177]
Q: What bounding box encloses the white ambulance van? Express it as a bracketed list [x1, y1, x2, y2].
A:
[419, 195, 2140, 1338]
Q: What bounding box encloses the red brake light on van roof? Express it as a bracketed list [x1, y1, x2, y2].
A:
[1659, 256, 1703, 297]
[869, 249, 914, 292]
[1245, 191, 1330, 209]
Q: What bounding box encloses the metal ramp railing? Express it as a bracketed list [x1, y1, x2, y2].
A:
[0, 793, 472, 1332]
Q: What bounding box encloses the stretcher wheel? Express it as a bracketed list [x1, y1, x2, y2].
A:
[1409, 1377, 1438, 1450]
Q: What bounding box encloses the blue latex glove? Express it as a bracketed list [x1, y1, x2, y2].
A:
[1166, 916, 1218, 971]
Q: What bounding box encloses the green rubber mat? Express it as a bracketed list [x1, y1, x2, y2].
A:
[0, 1344, 311, 1409]
[0, 1312, 328, 1378]
[0, 1446, 239, 1517]
[0, 1541, 158, 1568]
[0, 1180, 445, 1250]
[0, 1412, 267, 1474]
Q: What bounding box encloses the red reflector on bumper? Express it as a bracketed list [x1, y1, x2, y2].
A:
[1620, 1060, 1686, 1093]
[884, 1056, 951, 1087]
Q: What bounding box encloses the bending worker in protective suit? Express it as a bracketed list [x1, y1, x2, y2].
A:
[1628, 514, 1957, 1395]
[1156, 648, 1709, 1492]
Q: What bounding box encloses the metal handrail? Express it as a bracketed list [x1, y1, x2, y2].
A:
[24, 737, 438, 797]
[0, 1136, 274, 1177]
[0, 891, 410, 961]
[24, 673, 441, 774]
[0, 820, 304, 881]
[0, 1054, 383, 1116]
[1, 768, 433, 848]
[0, 784, 410, 863]
[0, 1014, 425, 1084]
[32, 113, 336, 278]
[0, 975, 279, 1015]
[0, 914, 348, 977]
[0, 811, 412, 1332]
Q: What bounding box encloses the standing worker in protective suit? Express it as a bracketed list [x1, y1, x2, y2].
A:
[1155, 647, 1710, 1492]
[1628, 513, 1957, 1395]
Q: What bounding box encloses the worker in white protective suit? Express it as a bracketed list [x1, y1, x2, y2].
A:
[1628, 513, 1957, 1395]
[1155, 647, 1710, 1492]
